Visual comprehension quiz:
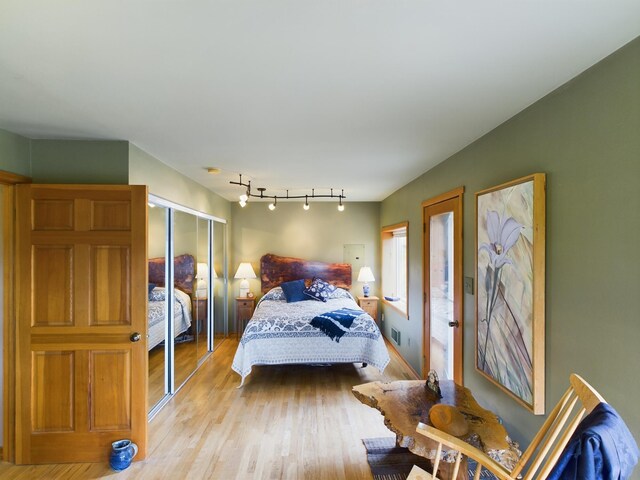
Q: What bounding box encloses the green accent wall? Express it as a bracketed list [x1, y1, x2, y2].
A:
[230, 202, 381, 305]
[0, 129, 30, 177]
[128, 143, 230, 221]
[30, 139, 129, 183]
[380, 36, 640, 451]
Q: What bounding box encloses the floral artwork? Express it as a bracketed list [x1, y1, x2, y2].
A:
[476, 173, 546, 414]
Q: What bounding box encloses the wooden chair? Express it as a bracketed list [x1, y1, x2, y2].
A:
[415, 373, 606, 480]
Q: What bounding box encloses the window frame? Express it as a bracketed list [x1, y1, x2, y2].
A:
[381, 221, 409, 318]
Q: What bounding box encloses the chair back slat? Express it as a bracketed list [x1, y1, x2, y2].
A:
[523, 393, 580, 480]
[432, 441, 442, 477]
[534, 407, 586, 480]
[450, 451, 462, 479]
[511, 387, 574, 477]
[473, 464, 482, 480]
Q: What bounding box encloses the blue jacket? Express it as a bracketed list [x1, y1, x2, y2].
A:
[548, 403, 638, 480]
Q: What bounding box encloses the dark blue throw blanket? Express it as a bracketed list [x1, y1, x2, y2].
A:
[548, 403, 639, 480]
[310, 308, 363, 342]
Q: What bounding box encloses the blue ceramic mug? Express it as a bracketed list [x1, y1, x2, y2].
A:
[109, 439, 138, 471]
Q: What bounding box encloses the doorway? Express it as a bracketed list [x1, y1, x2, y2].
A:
[422, 187, 463, 383]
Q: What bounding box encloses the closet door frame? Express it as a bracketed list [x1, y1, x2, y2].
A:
[147, 194, 227, 419]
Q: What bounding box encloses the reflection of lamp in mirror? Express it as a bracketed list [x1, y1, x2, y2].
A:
[196, 263, 209, 298]
[234, 262, 256, 298]
[357, 266, 375, 297]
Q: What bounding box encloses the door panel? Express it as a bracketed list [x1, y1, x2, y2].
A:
[15, 185, 148, 464]
[31, 351, 75, 432]
[422, 188, 463, 384]
[92, 246, 130, 325]
[90, 351, 131, 430]
[33, 246, 73, 326]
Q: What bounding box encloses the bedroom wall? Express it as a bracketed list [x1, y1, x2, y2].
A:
[128, 143, 230, 221]
[30, 139, 129, 183]
[0, 129, 31, 177]
[380, 36, 640, 453]
[230, 202, 381, 302]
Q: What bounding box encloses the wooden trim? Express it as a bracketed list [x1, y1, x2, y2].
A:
[0, 171, 30, 462]
[0, 170, 31, 186]
[421, 186, 464, 208]
[383, 337, 420, 380]
[2, 186, 16, 462]
[381, 221, 408, 232]
[422, 187, 464, 384]
[381, 221, 409, 319]
[474, 173, 546, 414]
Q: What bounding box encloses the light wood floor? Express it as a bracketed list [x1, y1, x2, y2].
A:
[0, 338, 416, 479]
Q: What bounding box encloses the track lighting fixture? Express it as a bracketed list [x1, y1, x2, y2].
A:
[230, 174, 346, 212]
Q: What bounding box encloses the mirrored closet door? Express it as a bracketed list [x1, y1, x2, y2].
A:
[147, 196, 227, 416]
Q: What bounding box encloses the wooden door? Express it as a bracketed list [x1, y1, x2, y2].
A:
[15, 185, 148, 464]
[423, 188, 463, 384]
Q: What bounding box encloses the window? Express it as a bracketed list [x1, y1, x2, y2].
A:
[381, 222, 408, 316]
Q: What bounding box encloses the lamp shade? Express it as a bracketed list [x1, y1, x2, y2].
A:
[234, 262, 257, 279]
[357, 266, 375, 283]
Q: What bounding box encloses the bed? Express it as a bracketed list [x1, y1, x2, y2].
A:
[147, 254, 195, 351]
[232, 254, 390, 385]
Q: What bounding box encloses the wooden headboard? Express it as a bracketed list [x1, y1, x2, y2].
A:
[260, 253, 351, 293]
[148, 253, 196, 296]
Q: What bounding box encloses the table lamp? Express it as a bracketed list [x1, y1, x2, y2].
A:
[357, 266, 375, 297]
[234, 262, 256, 298]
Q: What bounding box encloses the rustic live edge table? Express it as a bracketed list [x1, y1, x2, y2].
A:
[352, 380, 521, 480]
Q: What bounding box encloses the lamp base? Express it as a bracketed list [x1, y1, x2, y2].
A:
[363, 283, 370, 297]
[239, 279, 250, 298]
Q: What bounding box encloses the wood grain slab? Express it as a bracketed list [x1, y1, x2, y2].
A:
[353, 380, 520, 467]
[260, 253, 352, 293]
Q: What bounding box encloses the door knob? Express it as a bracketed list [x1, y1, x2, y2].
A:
[130, 332, 141, 342]
[448, 321, 459, 328]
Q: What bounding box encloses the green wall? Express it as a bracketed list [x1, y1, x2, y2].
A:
[381, 37, 640, 451]
[230, 202, 381, 303]
[30, 140, 129, 183]
[129, 143, 230, 221]
[0, 129, 30, 177]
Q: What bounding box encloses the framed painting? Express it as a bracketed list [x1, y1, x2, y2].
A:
[475, 173, 546, 414]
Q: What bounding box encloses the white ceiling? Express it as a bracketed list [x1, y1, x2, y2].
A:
[1, 1, 639, 201]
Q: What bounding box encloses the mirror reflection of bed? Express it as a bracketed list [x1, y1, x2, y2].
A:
[147, 206, 214, 409]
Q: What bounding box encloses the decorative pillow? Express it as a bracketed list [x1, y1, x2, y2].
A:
[303, 277, 336, 302]
[262, 287, 285, 302]
[280, 279, 308, 303]
[149, 286, 166, 302]
[327, 287, 353, 300]
[148, 283, 156, 295]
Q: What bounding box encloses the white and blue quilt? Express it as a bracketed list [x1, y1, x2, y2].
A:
[232, 287, 390, 385]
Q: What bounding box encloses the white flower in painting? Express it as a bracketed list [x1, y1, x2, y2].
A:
[479, 211, 523, 269]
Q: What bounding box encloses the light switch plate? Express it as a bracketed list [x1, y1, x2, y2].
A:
[464, 276, 474, 295]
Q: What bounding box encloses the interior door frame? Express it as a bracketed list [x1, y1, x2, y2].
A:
[422, 186, 464, 384]
[0, 170, 32, 462]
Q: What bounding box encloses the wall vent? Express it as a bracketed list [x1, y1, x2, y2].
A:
[391, 327, 401, 346]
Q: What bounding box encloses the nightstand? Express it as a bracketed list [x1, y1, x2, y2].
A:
[235, 297, 256, 339]
[358, 296, 379, 323]
[192, 298, 207, 334]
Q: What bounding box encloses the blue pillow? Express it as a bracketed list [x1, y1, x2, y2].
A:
[148, 283, 156, 295]
[303, 277, 336, 302]
[280, 279, 308, 303]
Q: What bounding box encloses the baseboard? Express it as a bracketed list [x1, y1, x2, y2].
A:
[383, 336, 421, 380]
